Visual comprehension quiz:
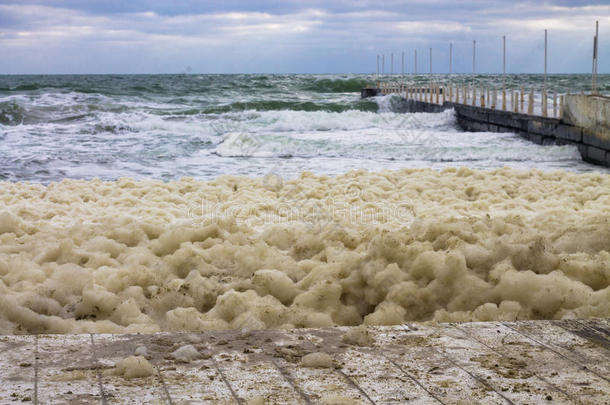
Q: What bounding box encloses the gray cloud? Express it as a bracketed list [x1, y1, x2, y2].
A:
[0, 0, 606, 74]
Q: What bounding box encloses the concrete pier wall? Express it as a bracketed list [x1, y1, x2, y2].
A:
[562, 94, 610, 166]
[563, 94, 610, 137]
[362, 88, 610, 167]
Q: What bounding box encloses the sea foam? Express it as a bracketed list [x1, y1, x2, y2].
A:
[0, 167, 608, 334]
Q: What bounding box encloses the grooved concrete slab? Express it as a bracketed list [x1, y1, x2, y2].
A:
[1, 320, 608, 404]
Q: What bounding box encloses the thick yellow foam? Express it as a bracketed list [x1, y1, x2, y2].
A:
[0, 167, 608, 334]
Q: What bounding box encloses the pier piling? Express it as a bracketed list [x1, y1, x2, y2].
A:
[520, 88, 525, 112]
[542, 90, 548, 117]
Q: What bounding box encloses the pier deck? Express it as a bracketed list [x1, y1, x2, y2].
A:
[362, 86, 610, 167]
[2, 319, 608, 404]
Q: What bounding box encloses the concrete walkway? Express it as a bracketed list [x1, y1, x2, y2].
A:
[1, 319, 608, 404]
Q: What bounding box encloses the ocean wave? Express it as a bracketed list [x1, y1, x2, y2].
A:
[0, 95, 133, 126]
[213, 132, 320, 158]
[0, 74, 607, 183]
[0, 101, 29, 125]
[302, 77, 369, 93]
[202, 99, 377, 113]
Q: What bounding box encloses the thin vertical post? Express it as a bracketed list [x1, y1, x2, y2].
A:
[544, 29, 548, 92]
[429, 48, 433, 103]
[472, 40, 476, 101]
[472, 40, 476, 85]
[553, 92, 557, 117]
[528, 89, 534, 115]
[560, 95, 565, 118]
[414, 50, 417, 75]
[503, 36, 506, 76]
[449, 43, 453, 74]
[503, 36, 506, 113]
[593, 21, 599, 94]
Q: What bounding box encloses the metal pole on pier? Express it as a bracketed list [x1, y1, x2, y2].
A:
[472, 40, 476, 90]
[429, 48, 433, 97]
[503, 36, 506, 77]
[414, 49, 417, 75]
[593, 21, 599, 94]
[449, 43, 453, 74]
[502, 36, 506, 107]
[402, 51, 405, 75]
[544, 29, 548, 92]
[473, 40, 476, 74]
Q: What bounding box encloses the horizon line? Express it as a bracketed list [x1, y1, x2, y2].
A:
[0, 72, 608, 76]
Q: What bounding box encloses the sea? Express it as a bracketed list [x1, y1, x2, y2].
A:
[1, 73, 608, 183]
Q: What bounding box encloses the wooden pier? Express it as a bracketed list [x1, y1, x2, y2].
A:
[1, 319, 608, 404]
[362, 83, 610, 167]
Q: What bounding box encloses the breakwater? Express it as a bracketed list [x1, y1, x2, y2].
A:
[362, 85, 610, 167]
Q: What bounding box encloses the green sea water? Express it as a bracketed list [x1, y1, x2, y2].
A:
[1, 74, 608, 182]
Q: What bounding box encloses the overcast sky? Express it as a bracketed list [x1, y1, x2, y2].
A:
[0, 0, 607, 74]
